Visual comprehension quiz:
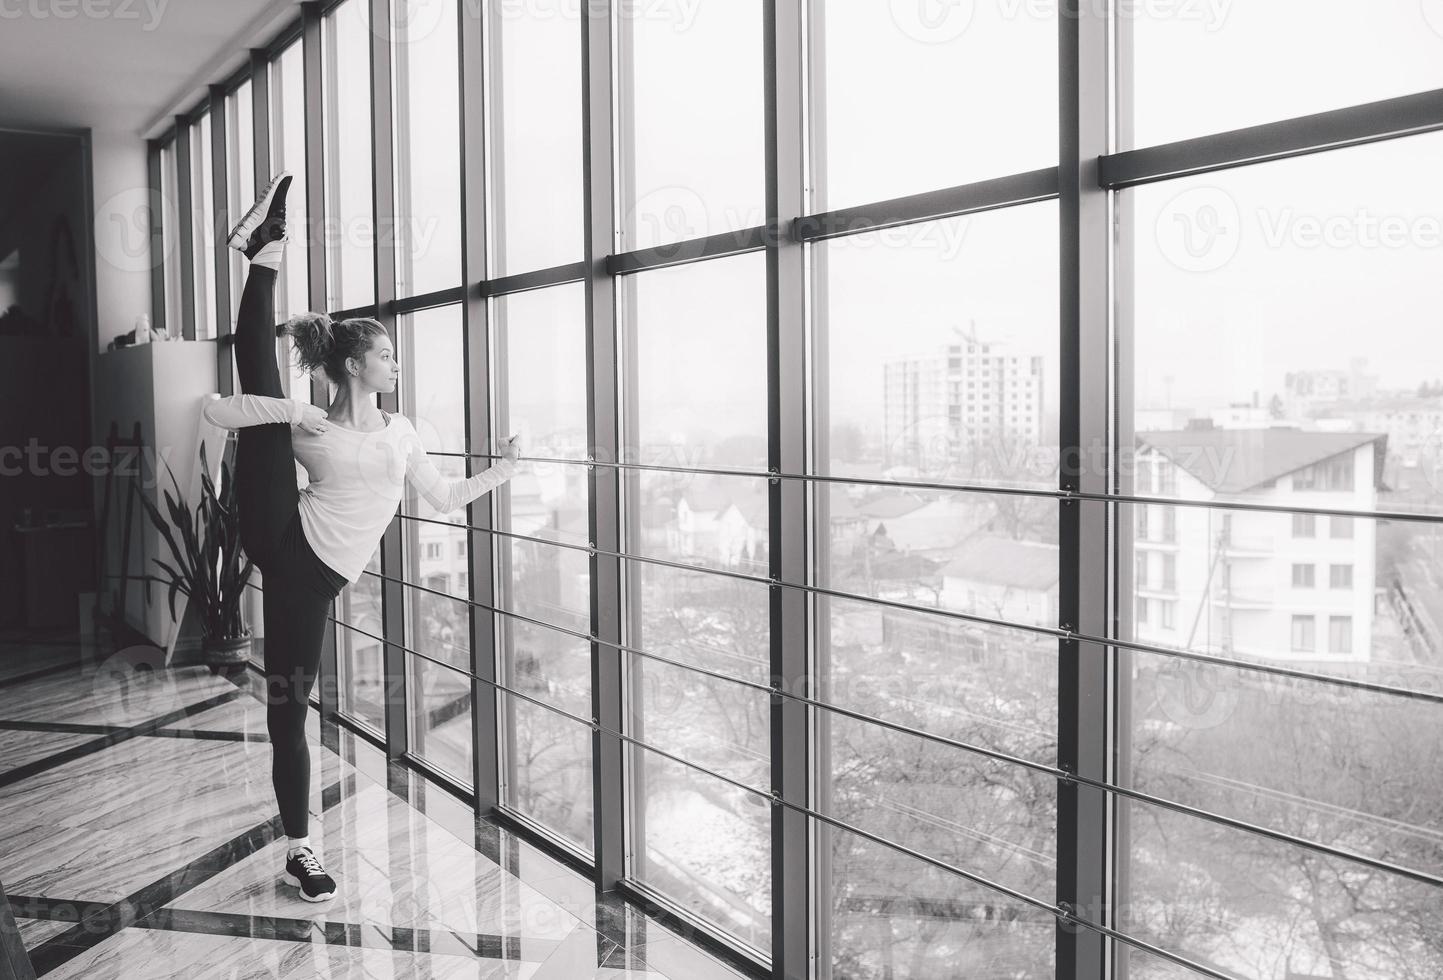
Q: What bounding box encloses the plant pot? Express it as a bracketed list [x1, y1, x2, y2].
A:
[201, 633, 252, 669]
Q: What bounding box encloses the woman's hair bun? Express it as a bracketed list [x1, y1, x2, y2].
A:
[284, 312, 335, 378]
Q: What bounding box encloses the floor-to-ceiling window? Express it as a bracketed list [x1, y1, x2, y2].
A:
[1114, 6, 1443, 976]
[189, 108, 216, 339]
[321, 0, 375, 312]
[493, 282, 594, 852]
[398, 303, 474, 784]
[269, 37, 311, 353]
[223, 80, 255, 338]
[150, 2, 1443, 976]
[158, 137, 182, 340]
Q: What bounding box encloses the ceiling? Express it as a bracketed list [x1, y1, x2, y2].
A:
[0, 0, 299, 137]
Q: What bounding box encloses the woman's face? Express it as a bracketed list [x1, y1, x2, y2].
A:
[353, 334, 399, 393]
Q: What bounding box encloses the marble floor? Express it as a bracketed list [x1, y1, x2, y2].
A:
[0, 635, 756, 980]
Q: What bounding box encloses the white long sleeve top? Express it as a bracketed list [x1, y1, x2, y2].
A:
[201, 393, 516, 584]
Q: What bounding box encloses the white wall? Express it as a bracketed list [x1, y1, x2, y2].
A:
[89, 128, 153, 354]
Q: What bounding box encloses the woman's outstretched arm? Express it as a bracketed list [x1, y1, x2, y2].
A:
[202, 393, 309, 430]
[403, 425, 519, 515]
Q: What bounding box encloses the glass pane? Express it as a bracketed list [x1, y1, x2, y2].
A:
[822, 482, 1059, 629]
[499, 616, 590, 720]
[1120, 793, 1442, 979]
[159, 140, 182, 339]
[398, 305, 468, 520]
[626, 469, 770, 573]
[499, 691, 593, 854]
[391, 0, 461, 297]
[815, 203, 1060, 491]
[400, 571, 470, 672]
[494, 279, 594, 848]
[322, 0, 375, 310]
[1126, 650, 1443, 879]
[190, 111, 216, 339]
[270, 41, 311, 330]
[821, 709, 1055, 902]
[337, 556, 385, 734]
[814, 2, 1056, 212]
[1123, 503, 1443, 690]
[489, 0, 584, 276]
[617, 0, 764, 252]
[499, 538, 588, 634]
[496, 284, 589, 460]
[1121, 128, 1443, 979]
[824, 820, 1054, 979]
[818, 593, 1057, 765]
[224, 80, 255, 334]
[407, 655, 473, 788]
[630, 561, 769, 687]
[622, 252, 768, 471]
[630, 744, 770, 954]
[1125, 132, 1443, 513]
[1125, 0, 1443, 149]
[628, 649, 767, 789]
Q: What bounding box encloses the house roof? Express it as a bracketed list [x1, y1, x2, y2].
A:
[941, 536, 1060, 591]
[732, 487, 769, 527]
[1136, 429, 1388, 495]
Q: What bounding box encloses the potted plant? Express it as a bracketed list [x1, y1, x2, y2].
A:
[134, 440, 256, 672]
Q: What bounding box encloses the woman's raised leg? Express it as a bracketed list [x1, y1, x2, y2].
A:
[230, 175, 296, 566]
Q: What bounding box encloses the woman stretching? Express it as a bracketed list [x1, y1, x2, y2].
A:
[202, 173, 519, 902]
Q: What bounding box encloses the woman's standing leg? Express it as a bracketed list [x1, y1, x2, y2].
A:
[260, 556, 338, 902]
[260, 566, 327, 837]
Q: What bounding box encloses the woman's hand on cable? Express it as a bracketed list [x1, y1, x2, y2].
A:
[501, 434, 521, 464]
[297, 404, 329, 435]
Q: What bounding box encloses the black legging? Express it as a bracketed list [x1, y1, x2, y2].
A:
[232, 264, 347, 839]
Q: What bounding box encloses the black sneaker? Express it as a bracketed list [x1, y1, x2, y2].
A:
[283, 846, 336, 902]
[228, 172, 292, 260]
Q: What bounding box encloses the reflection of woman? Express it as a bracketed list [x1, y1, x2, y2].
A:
[202, 173, 520, 902]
